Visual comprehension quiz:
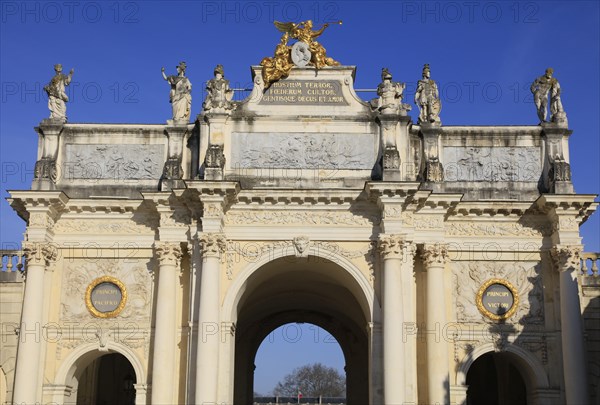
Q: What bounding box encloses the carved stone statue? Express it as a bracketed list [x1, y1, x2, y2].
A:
[203, 65, 234, 112]
[531, 68, 567, 125]
[162, 62, 192, 122]
[370, 68, 410, 115]
[44, 64, 74, 122]
[414, 64, 441, 124]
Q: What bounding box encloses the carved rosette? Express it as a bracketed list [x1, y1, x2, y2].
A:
[378, 234, 405, 260]
[421, 243, 449, 267]
[550, 245, 582, 273]
[198, 233, 227, 258]
[22, 241, 57, 266]
[153, 242, 183, 267]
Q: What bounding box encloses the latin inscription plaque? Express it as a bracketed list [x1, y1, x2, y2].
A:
[85, 276, 127, 318]
[259, 80, 348, 105]
[476, 278, 518, 320]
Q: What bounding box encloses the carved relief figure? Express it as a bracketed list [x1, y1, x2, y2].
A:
[161, 61, 192, 122]
[530, 67, 567, 124]
[44, 64, 74, 121]
[203, 65, 235, 112]
[414, 64, 441, 124]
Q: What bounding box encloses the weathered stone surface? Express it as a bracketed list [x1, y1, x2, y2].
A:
[230, 132, 377, 169]
[64, 144, 164, 180]
[443, 146, 541, 182]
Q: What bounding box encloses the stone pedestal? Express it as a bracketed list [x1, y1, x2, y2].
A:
[542, 123, 574, 194]
[33, 120, 64, 189]
[420, 123, 444, 183]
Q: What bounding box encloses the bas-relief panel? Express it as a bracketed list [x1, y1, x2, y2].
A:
[230, 132, 377, 169]
[63, 144, 164, 179]
[60, 259, 152, 323]
[443, 146, 541, 181]
[453, 261, 544, 325]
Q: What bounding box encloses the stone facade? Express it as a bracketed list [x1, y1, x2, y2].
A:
[1, 63, 598, 405]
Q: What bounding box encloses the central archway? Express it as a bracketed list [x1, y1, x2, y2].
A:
[231, 254, 372, 404]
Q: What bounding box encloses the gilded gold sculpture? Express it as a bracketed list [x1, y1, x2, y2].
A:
[260, 20, 342, 88]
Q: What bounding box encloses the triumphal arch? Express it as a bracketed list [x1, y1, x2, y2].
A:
[2, 21, 599, 405]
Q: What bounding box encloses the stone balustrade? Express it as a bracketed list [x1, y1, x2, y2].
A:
[0, 250, 25, 282]
[581, 252, 600, 277]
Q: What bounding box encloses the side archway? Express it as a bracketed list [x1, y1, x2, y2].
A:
[457, 343, 549, 405]
[53, 341, 146, 405]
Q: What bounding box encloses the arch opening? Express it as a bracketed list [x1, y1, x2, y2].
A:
[466, 352, 528, 405]
[75, 352, 136, 405]
[232, 255, 371, 404]
[254, 322, 346, 400]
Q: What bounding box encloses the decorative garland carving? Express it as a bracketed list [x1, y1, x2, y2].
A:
[225, 211, 380, 226]
[453, 261, 544, 325]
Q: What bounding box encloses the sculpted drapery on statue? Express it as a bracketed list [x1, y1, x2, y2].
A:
[261, 20, 342, 88]
[162, 62, 192, 122]
[370, 68, 410, 115]
[415, 64, 441, 124]
[203, 64, 235, 112]
[44, 64, 74, 122]
[531, 68, 567, 125]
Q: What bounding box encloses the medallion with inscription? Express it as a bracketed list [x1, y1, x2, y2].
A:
[85, 276, 127, 318]
[476, 278, 519, 321]
[260, 79, 348, 105]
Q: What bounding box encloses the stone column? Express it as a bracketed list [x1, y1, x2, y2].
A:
[13, 242, 56, 404]
[150, 242, 182, 405]
[422, 243, 450, 405]
[378, 234, 407, 404]
[195, 233, 226, 405]
[551, 245, 589, 404]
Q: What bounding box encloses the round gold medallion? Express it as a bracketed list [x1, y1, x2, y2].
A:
[476, 278, 518, 321]
[85, 276, 127, 318]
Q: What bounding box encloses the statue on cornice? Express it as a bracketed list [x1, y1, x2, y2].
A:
[44, 64, 74, 122]
[203, 65, 235, 112]
[371, 68, 410, 115]
[531, 68, 567, 125]
[415, 64, 441, 124]
[161, 61, 192, 122]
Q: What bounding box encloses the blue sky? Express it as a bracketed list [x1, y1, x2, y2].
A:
[1, 0, 599, 395]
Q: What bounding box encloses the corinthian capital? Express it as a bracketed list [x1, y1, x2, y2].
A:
[154, 242, 183, 267]
[378, 234, 405, 259]
[198, 233, 227, 258]
[421, 243, 449, 267]
[550, 245, 582, 272]
[22, 241, 57, 266]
